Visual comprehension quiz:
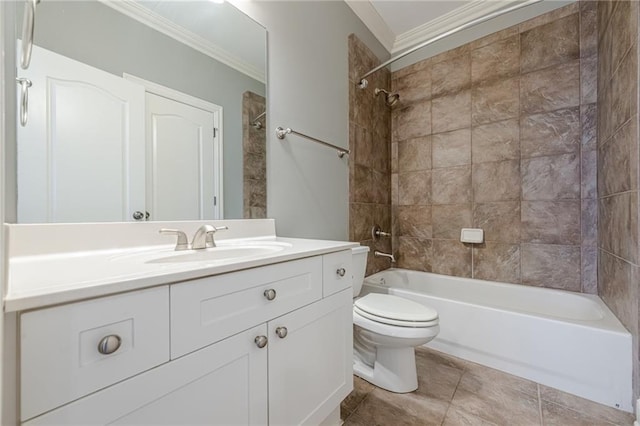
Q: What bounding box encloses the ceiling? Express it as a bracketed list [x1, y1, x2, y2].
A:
[346, 0, 565, 54]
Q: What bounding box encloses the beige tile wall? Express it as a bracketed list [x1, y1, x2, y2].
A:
[388, 2, 598, 292]
[348, 35, 393, 275]
[242, 91, 267, 218]
[596, 0, 640, 400]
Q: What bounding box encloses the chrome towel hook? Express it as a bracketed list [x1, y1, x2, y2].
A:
[16, 78, 32, 127]
[20, 0, 40, 70]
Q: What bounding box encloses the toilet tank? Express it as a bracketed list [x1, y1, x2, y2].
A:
[351, 245, 370, 297]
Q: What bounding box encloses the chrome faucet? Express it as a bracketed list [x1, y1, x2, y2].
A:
[374, 250, 396, 263]
[191, 225, 228, 249]
[159, 229, 190, 251]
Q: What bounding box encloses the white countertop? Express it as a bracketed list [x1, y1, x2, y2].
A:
[4, 220, 358, 312]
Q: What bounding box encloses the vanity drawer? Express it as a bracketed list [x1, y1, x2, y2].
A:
[171, 256, 322, 358]
[322, 250, 353, 297]
[20, 286, 170, 422]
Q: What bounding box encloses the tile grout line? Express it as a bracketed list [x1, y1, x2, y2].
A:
[537, 384, 544, 425]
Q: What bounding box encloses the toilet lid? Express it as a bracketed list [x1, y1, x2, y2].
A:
[354, 293, 438, 323]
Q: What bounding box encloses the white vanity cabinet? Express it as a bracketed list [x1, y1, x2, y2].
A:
[19, 249, 354, 426]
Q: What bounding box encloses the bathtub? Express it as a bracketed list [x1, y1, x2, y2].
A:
[362, 268, 633, 412]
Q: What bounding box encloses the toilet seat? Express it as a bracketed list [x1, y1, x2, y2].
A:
[354, 294, 438, 327]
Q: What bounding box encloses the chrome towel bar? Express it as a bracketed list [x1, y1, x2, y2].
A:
[275, 127, 350, 158]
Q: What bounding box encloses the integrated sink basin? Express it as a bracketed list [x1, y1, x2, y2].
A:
[147, 244, 286, 264]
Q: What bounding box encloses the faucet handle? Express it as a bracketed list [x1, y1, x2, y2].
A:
[204, 226, 228, 248]
[159, 229, 190, 251]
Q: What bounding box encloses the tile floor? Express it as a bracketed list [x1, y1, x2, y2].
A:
[341, 347, 635, 426]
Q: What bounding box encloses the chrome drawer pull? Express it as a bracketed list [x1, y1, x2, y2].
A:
[275, 326, 288, 339]
[264, 288, 277, 301]
[97, 335, 122, 355]
[336, 268, 346, 277]
[255, 335, 268, 348]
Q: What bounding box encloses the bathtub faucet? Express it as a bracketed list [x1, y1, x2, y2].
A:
[374, 251, 396, 264]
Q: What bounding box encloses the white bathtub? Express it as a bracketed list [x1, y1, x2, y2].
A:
[362, 268, 633, 412]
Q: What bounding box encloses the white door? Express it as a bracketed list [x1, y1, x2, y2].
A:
[146, 93, 220, 220]
[268, 289, 354, 426]
[17, 44, 145, 223]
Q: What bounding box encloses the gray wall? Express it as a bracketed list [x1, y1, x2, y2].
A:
[23, 1, 266, 219]
[236, 1, 388, 240]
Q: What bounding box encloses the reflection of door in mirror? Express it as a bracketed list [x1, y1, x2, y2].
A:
[141, 85, 222, 221]
[243, 91, 266, 219]
[17, 44, 146, 223]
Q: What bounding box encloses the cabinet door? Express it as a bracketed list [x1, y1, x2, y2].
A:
[268, 289, 353, 426]
[25, 325, 268, 426]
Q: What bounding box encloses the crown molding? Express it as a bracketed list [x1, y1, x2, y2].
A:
[345, 0, 395, 52]
[98, 0, 265, 83]
[392, 0, 521, 53]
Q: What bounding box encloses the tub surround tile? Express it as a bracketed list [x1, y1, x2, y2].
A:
[350, 203, 375, 242]
[521, 200, 581, 245]
[581, 149, 597, 199]
[473, 201, 521, 244]
[520, 60, 580, 115]
[471, 119, 519, 163]
[431, 240, 472, 278]
[607, 48, 636, 140]
[468, 27, 518, 51]
[580, 55, 598, 105]
[521, 244, 581, 291]
[519, 1, 579, 33]
[392, 57, 431, 80]
[432, 204, 472, 239]
[392, 69, 431, 106]
[397, 205, 432, 239]
[520, 107, 580, 158]
[471, 35, 519, 85]
[432, 91, 471, 133]
[580, 1, 598, 59]
[391, 142, 398, 173]
[432, 54, 471, 98]
[598, 192, 639, 264]
[581, 199, 597, 246]
[391, 173, 399, 205]
[581, 103, 597, 150]
[473, 243, 521, 283]
[432, 166, 472, 205]
[397, 237, 432, 272]
[598, 120, 636, 197]
[472, 160, 521, 202]
[599, 251, 636, 338]
[399, 171, 431, 205]
[539, 385, 634, 425]
[610, 0, 634, 75]
[393, 101, 431, 142]
[581, 245, 597, 294]
[398, 137, 432, 172]
[432, 129, 471, 169]
[471, 78, 520, 125]
[521, 154, 580, 201]
[520, 13, 579, 74]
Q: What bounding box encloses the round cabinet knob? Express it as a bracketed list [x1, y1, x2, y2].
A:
[275, 326, 288, 339]
[336, 268, 346, 277]
[97, 335, 122, 355]
[132, 211, 145, 221]
[264, 288, 277, 301]
[254, 335, 268, 348]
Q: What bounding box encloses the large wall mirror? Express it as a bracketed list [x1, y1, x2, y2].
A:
[12, 0, 266, 223]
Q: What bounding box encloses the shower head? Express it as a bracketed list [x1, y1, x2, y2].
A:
[374, 88, 400, 107]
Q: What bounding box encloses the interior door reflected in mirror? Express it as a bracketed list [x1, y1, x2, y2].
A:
[14, 0, 266, 223]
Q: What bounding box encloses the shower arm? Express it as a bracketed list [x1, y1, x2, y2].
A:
[357, 0, 542, 88]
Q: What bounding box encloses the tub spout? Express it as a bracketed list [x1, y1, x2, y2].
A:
[374, 251, 396, 264]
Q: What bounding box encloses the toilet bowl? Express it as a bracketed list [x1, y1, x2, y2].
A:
[351, 246, 439, 393]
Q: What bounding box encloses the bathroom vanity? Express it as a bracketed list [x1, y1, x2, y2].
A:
[5, 219, 356, 425]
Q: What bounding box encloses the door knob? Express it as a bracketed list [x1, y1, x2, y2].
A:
[132, 211, 145, 221]
[275, 326, 288, 339]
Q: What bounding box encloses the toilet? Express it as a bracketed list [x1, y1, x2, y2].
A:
[351, 246, 439, 393]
